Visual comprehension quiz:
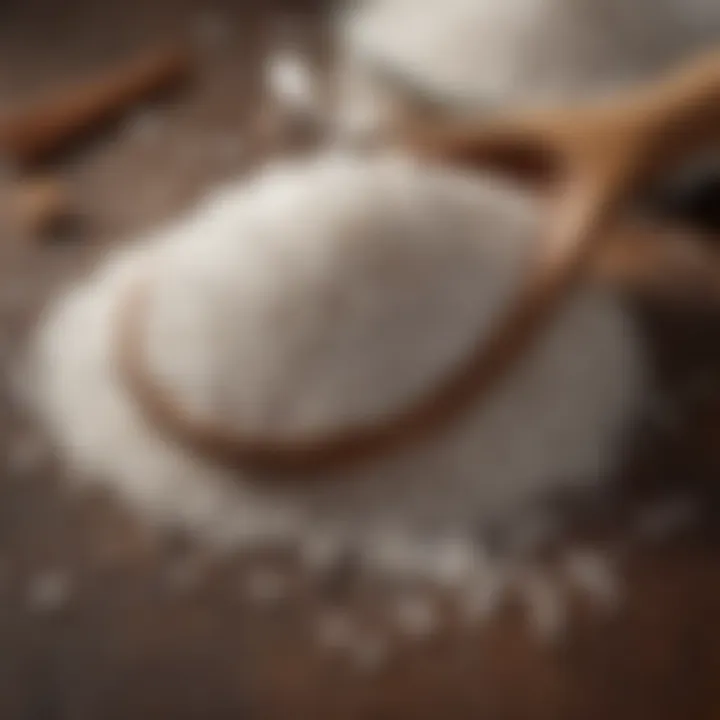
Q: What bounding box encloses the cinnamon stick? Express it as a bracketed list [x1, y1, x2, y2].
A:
[0, 42, 193, 167]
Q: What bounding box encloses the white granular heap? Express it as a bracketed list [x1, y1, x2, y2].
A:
[30, 153, 646, 585]
[336, 0, 720, 137]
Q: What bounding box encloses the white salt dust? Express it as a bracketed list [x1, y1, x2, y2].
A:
[516, 567, 566, 643]
[27, 570, 73, 614]
[267, 50, 320, 119]
[349, 633, 390, 673]
[393, 594, 439, 641]
[30, 152, 648, 638]
[563, 549, 619, 612]
[460, 567, 509, 626]
[338, 0, 720, 140]
[316, 608, 357, 651]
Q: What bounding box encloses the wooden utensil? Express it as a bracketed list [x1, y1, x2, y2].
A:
[115, 50, 720, 475]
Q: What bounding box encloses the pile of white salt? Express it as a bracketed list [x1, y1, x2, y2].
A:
[29, 153, 647, 630]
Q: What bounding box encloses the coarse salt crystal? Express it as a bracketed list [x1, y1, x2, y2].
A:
[517, 568, 565, 643]
[460, 565, 509, 625]
[266, 51, 319, 118]
[394, 594, 438, 640]
[563, 549, 619, 611]
[27, 570, 73, 613]
[350, 633, 390, 674]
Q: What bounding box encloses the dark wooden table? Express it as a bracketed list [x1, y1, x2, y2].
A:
[2, 2, 720, 718]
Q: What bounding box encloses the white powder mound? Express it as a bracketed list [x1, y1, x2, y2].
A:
[266, 51, 320, 119]
[31, 152, 647, 583]
[336, 0, 720, 138]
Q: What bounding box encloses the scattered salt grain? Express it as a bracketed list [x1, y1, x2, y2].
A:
[266, 51, 319, 118]
[243, 568, 288, 606]
[517, 568, 565, 643]
[27, 570, 72, 614]
[300, 532, 345, 575]
[502, 510, 560, 557]
[563, 549, 619, 612]
[460, 566, 509, 625]
[362, 532, 425, 577]
[32, 152, 647, 612]
[316, 608, 356, 651]
[427, 536, 478, 588]
[394, 594, 438, 641]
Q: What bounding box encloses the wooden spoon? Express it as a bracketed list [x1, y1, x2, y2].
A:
[116, 50, 720, 474]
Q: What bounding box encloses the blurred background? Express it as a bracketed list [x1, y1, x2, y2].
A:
[3, 1, 720, 719]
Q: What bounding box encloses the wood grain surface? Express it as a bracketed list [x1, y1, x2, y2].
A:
[2, 2, 720, 718]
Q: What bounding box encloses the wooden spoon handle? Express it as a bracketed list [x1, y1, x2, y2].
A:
[398, 49, 720, 189]
[0, 42, 192, 167]
[114, 176, 618, 476]
[117, 49, 720, 475]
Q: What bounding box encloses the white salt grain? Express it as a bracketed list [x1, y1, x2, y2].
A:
[266, 51, 319, 118]
[300, 532, 346, 575]
[31, 155, 647, 596]
[460, 566, 509, 626]
[27, 570, 72, 614]
[362, 532, 427, 578]
[517, 568, 565, 643]
[394, 594, 438, 641]
[426, 536, 478, 588]
[563, 549, 619, 612]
